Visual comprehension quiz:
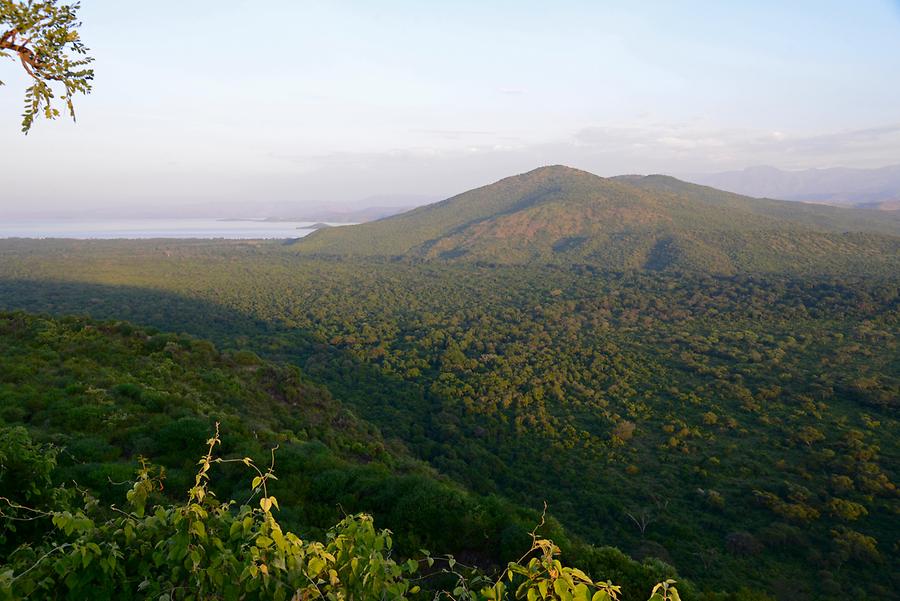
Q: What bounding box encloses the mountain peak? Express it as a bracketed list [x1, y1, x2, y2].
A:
[499, 164, 603, 184]
[743, 165, 782, 174]
[295, 166, 900, 273]
[521, 164, 592, 176]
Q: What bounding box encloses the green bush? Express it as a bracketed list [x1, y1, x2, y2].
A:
[1, 427, 683, 601]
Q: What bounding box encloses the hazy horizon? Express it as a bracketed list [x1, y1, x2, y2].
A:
[5, 163, 900, 220]
[2, 0, 899, 218]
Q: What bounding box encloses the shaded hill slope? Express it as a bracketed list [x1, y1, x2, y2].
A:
[0, 311, 543, 562]
[0, 310, 691, 598]
[296, 166, 900, 274]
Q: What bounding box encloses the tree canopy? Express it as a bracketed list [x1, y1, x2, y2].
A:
[0, 0, 93, 133]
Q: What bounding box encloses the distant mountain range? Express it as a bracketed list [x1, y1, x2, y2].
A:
[684, 164, 900, 209]
[295, 165, 900, 275]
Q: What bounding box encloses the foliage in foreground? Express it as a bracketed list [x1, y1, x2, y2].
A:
[0, 0, 93, 133]
[0, 426, 682, 601]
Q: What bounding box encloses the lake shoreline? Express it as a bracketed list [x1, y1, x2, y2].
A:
[0, 218, 349, 240]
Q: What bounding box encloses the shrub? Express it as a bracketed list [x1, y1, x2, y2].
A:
[0, 427, 683, 601]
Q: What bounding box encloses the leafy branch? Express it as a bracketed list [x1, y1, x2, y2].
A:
[0, 0, 94, 133]
[0, 428, 682, 600]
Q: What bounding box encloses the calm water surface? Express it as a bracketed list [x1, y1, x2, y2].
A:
[0, 219, 340, 239]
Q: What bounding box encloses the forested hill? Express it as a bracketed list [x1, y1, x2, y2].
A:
[295, 165, 900, 274]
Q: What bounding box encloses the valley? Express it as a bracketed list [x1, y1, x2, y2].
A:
[1, 194, 896, 599]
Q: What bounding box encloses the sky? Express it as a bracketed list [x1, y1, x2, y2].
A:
[1, 0, 899, 216]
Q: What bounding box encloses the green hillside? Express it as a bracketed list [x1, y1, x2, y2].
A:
[0, 311, 695, 600]
[296, 166, 900, 274]
[0, 310, 696, 592]
[0, 310, 529, 555]
[614, 174, 900, 235]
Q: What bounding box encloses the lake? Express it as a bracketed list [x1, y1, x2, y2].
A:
[0, 219, 342, 239]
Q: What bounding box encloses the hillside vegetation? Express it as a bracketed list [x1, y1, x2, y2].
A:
[0, 240, 896, 599]
[0, 310, 693, 600]
[296, 166, 900, 274]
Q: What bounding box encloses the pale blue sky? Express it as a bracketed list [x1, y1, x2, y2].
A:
[2, 0, 899, 215]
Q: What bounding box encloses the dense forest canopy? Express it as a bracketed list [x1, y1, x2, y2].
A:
[0, 311, 690, 600]
[0, 236, 896, 599]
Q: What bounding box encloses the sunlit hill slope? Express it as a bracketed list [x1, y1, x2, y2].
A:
[296, 165, 900, 274]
